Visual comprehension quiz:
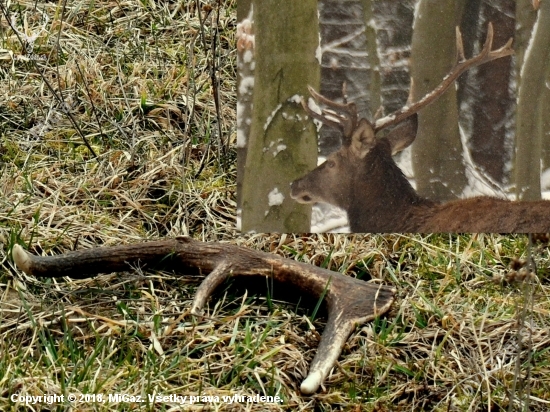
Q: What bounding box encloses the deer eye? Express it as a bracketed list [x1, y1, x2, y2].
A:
[326, 160, 335, 168]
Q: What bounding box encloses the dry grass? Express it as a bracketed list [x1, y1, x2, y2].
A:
[1, 1, 550, 411]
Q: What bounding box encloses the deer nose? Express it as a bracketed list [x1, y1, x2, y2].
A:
[289, 179, 301, 198]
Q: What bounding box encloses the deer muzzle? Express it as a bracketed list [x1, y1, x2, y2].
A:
[290, 178, 317, 204]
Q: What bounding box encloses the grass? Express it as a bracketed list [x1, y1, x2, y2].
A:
[1, 1, 550, 411]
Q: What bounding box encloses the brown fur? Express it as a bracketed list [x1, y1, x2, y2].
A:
[291, 115, 550, 233]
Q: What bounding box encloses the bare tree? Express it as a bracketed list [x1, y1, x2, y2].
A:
[457, 0, 515, 185]
[514, 0, 550, 200]
[363, 0, 381, 118]
[240, 0, 319, 232]
[515, 0, 537, 71]
[236, 0, 253, 213]
[317, 0, 379, 155]
[410, 0, 468, 201]
[543, 49, 550, 171]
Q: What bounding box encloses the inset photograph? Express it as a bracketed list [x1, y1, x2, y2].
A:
[237, 1, 550, 233]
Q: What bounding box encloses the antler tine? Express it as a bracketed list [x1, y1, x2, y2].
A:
[300, 96, 343, 131]
[374, 22, 513, 132]
[302, 85, 358, 137]
[456, 25, 465, 61]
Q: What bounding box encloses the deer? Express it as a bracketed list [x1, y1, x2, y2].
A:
[290, 24, 550, 233]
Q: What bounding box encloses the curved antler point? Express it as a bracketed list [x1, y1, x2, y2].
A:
[483, 22, 494, 52]
[13, 244, 32, 275]
[504, 37, 514, 50]
[300, 370, 323, 395]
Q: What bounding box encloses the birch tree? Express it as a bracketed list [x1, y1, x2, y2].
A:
[514, 0, 550, 200]
[236, 0, 253, 213]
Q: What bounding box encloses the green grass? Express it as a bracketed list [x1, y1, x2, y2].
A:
[4, 229, 550, 410]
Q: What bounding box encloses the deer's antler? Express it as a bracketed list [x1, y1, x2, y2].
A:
[374, 22, 513, 131]
[301, 85, 361, 138]
[301, 23, 513, 137]
[12, 237, 396, 394]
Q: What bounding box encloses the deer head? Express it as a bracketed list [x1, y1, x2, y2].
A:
[290, 23, 514, 231]
[290, 114, 418, 212]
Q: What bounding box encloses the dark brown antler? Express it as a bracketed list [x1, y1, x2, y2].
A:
[12, 237, 395, 394]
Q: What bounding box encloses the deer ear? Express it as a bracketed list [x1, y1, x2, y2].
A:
[350, 118, 376, 158]
[387, 113, 418, 155]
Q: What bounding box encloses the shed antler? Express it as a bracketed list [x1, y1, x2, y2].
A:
[301, 23, 514, 135]
[12, 237, 395, 394]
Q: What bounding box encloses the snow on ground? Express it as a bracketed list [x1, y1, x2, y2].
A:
[311, 203, 349, 233]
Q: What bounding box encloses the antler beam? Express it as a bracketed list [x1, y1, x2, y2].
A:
[12, 237, 395, 394]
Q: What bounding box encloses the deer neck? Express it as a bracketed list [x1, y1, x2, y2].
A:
[347, 139, 432, 232]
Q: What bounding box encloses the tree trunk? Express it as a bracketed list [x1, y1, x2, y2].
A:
[542, 52, 550, 172]
[236, 0, 254, 215]
[363, 0, 382, 118]
[514, 1, 550, 200]
[372, 1, 415, 115]
[240, 0, 320, 232]
[515, 0, 537, 73]
[458, 0, 515, 185]
[317, 0, 376, 156]
[411, 0, 468, 201]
